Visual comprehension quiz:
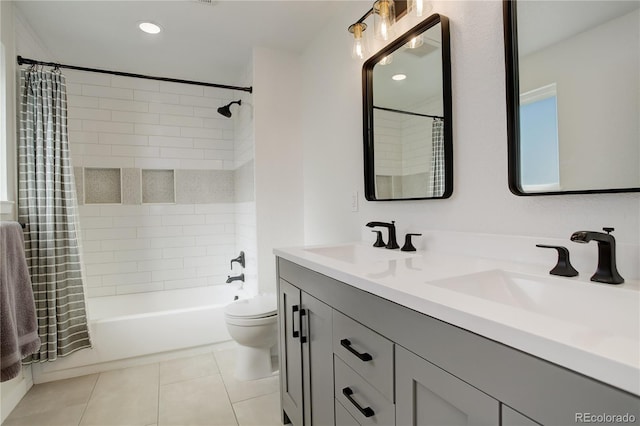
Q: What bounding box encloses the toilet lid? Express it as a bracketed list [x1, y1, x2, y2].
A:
[225, 295, 277, 319]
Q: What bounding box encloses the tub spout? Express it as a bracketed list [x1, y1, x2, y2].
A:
[226, 273, 245, 284]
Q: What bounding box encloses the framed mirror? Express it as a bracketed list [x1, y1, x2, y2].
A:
[363, 14, 452, 201]
[504, 0, 640, 195]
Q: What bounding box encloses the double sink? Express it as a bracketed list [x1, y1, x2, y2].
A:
[304, 244, 639, 343]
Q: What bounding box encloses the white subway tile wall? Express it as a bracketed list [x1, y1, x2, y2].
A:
[78, 203, 236, 297]
[372, 98, 443, 178]
[66, 70, 253, 297]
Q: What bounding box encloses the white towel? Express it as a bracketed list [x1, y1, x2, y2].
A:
[1, 221, 41, 381]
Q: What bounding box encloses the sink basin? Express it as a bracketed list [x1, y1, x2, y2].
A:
[430, 270, 639, 340]
[305, 244, 416, 264]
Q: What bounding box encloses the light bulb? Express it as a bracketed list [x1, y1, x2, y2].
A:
[409, 0, 430, 17]
[374, 0, 396, 41]
[349, 23, 368, 60]
[379, 54, 393, 65]
[405, 35, 423, 49]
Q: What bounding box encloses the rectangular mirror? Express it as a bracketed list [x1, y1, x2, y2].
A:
[363, 14, 452, 201]
[504, 0, 640, 195]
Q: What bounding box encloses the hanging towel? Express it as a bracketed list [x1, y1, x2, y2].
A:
[1, 222, 41, 382]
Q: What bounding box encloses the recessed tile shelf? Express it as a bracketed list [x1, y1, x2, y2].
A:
[84, 168, 122, 204]
[142, 169, 175, 204]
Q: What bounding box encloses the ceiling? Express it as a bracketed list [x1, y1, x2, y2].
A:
[14, 0, 351, 85]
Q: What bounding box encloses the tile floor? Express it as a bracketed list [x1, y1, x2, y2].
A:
[4, 348, 283, 426]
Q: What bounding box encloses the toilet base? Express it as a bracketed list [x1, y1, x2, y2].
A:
[234, 345, 274, 381]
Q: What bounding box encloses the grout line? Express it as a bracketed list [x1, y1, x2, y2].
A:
[77, 373, 100, 425]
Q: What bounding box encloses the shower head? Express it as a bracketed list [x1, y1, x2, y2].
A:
[217, 100, 242, 118]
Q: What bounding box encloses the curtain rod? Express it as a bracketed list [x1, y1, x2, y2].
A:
[17, 55, 253, 94]
[373, 105, 443, 120]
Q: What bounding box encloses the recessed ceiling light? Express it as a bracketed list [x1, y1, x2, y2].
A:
[392, 74, 407, 81]
[139, 22, 162, 34]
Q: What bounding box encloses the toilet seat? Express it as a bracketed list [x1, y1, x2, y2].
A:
[224, 295, 277, 320]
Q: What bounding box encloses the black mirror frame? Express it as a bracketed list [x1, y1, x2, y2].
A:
[363, 14, 453, 201]
[503, 0, 640, 196]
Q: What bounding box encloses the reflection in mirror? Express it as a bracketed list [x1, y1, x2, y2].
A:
[363, 14, 452, 200]
[504, 1, 640, 195]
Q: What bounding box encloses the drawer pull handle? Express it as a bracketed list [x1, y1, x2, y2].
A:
[342, 387, 375, 418]
[340, 339, 373, 361]
[292, 305, 300, 338]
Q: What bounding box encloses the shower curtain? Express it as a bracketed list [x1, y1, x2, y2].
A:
[18, 67, 91, 363]
[429, 118, 444, 197]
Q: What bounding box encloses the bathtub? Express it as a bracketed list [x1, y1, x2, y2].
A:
[31, 285, 242, 383]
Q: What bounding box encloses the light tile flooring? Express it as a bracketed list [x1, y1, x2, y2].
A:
[4, 348, 283, 426]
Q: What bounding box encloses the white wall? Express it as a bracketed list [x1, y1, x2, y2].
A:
[234, 59, 258, 296]
[300, 1, 639, 267]
[253, 47, 305, 294]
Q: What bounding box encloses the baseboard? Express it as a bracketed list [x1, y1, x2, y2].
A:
[32, 340, 236, 384]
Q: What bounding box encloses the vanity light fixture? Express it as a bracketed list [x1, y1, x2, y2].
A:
[373, 0, 396, 41]
[348, 22, 368, 59]
[392, 74, 407, 81]
[408, 0, 430, 18]
[138, 22, 162, 34]
[347, 0, 407, 60]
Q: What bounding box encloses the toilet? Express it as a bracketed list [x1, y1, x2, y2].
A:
[224, 294, 278, 381]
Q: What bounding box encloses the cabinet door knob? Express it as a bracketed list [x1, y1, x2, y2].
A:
[342, 387, 375, 418]
[340, 339, 373, 361]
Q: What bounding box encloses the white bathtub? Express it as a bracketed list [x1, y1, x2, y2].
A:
[31, 286, 241, 383]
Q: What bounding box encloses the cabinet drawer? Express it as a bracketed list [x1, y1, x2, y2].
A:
[335, 399, 361, 426]
[333, 310, 394, 401]
[334, 356, 395, 426]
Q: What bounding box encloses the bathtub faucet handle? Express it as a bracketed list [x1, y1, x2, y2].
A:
[230, 251, 246, 269]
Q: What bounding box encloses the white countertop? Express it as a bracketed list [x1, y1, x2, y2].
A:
[274, 242, 640, 396]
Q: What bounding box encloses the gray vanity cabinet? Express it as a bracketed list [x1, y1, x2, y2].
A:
[277, 258, 640, 426]
[278, 278, 334, 426]
[395, 345, 499, 425]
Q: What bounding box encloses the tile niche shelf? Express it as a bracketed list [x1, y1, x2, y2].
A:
[84, 168, 122, 204]
[142, 169, 176, 204]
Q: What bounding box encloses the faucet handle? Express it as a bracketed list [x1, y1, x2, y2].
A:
[401, 234, 422, 252]
[536, 245, 579, 277]
[603, 227, 615, 234]
[230, 251, 246, 269]
[371, 230, 386, 247]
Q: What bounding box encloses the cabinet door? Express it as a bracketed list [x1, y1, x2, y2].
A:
[279, 279, 303, 426]
[396, 346, 499, 426]
[501, 405, 540, 426]
[301, 293, 334, 426]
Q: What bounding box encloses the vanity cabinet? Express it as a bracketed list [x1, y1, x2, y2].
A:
[278, 278, 333, 426]
[277, 258, 640, 426]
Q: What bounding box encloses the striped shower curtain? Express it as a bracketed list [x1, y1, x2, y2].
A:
[429, 118, 445, 197]
[18, 67, 91, 363]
